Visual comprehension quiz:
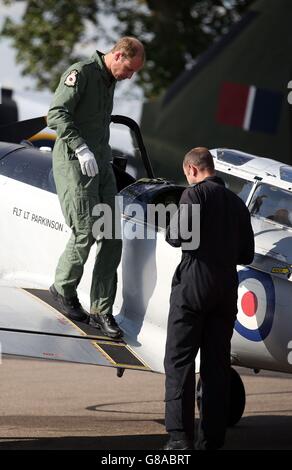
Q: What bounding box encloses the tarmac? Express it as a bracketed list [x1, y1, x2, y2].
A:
[1, 356, 292, 450]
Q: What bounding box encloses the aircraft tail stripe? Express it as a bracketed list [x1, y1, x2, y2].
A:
[216, 81, 249, 127]
[217, 81, 283, 134]
[243, 85, 256, 131]
[249, 88, 283, 134]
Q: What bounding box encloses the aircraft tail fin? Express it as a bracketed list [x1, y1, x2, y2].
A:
[141, 0, 292, 181]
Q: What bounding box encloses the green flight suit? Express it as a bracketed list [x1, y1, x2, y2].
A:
[47, 51, 122, 315]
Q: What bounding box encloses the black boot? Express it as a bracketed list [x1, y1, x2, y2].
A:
[49, 285, 89, 323]
[90, 313, 123, 339]
[163, 438, 194, 450]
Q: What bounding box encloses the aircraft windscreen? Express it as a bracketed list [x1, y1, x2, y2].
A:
[216, 150, 254, 166]
[250, 183, 292, 228]
[280, 166, 292, 183]
[215, 170, 253, 202]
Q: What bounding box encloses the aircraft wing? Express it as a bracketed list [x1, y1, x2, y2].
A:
[0, 286, 150, 372]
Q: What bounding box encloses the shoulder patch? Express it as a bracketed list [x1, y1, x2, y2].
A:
[64, 69, 78, 87]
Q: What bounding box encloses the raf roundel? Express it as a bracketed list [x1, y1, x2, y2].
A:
[64, 70, 78, 87]
[235, 267, 275, 342]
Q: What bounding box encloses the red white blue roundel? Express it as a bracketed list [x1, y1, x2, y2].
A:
[235, 267, 275, 342]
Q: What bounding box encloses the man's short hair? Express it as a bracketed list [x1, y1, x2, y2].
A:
[111, 37, 145, 62]
[183, 147, 214, 171]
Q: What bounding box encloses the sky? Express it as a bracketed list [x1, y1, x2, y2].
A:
[0, 1, 143, 121]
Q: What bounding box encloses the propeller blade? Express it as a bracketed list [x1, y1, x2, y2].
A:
[0, 116, 47, 143]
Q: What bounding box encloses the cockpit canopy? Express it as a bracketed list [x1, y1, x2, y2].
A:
[250, 184, 292, 228]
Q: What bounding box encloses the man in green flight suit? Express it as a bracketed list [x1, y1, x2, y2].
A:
[47, 37, 144, 338]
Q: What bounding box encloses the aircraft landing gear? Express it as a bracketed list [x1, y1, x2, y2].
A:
[196, 367, 246, 427]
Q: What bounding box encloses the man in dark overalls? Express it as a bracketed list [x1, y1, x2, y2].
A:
[164, 147, 254, 450]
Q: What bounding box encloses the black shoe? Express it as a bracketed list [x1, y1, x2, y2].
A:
[90, 313, 123, 339]
[163, 439, 194, 450]
[49, 285, 89, 323]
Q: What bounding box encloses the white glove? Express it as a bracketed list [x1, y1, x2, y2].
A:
[75, 144, 99, 177]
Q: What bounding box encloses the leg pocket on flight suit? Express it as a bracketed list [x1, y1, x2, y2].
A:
[72, 189, 99, 233]
[54, 159, 100, 232]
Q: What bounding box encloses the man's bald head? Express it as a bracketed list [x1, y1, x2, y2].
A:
[183, 147, 214, 172]
[183, 147, 215, 184]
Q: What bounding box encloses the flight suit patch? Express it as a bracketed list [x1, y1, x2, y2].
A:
[64, 70, 78, 87]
